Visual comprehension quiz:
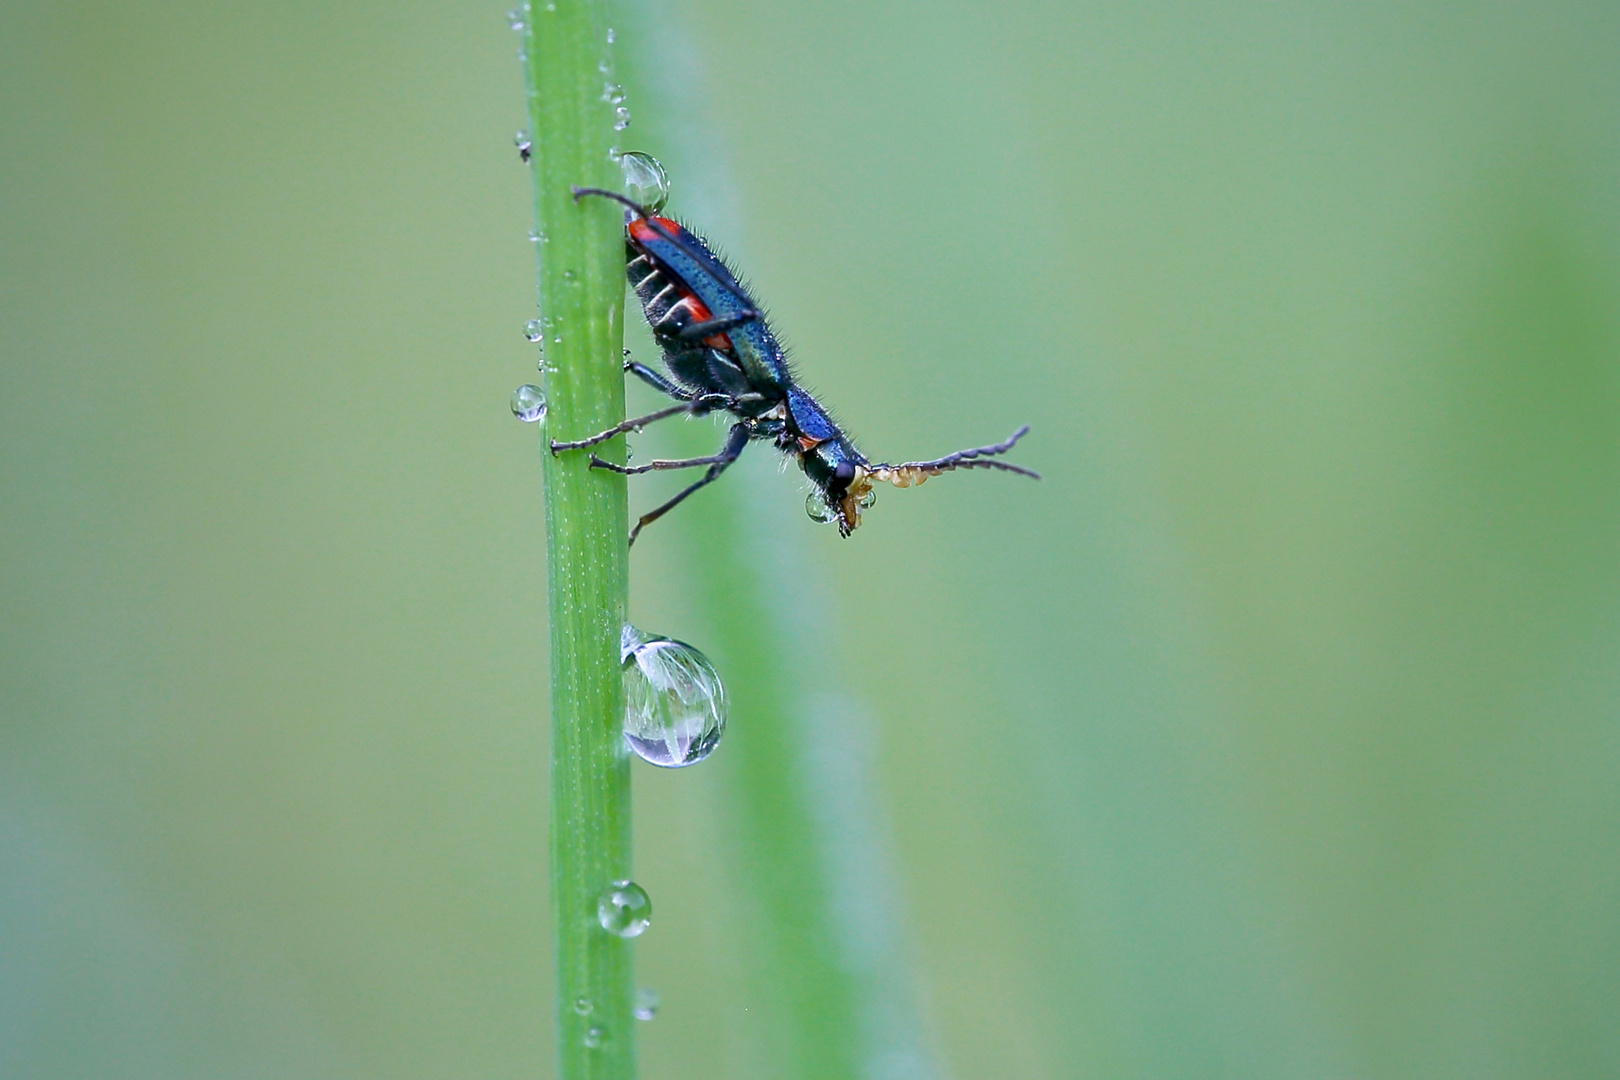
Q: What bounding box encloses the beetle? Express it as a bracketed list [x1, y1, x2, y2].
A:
[550, 186, 1038, 544]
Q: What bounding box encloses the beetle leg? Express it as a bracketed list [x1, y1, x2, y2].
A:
[549, 401, 694, 454]
[666, 311, 760, 343]
[621, 422, 752, 546]
[623, 352, 693, 400]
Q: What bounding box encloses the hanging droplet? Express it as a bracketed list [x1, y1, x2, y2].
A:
[805, 489, 838, 524]
[621, 625, 726, 767]
[510, 384, 547, 423]
[597, 879, 652, 938]
[634, 988, 659, 1021]
[583, 1027, 604, 1049]
[524, 318, 544, 341]
[606, 27, 616, 43]
[618, 151, 670, 213]
[514, 130, 532, 163]
[506, 7, 525, 31]
[860, 488, 877, 510]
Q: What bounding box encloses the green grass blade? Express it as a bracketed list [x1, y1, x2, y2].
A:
[522, 3, 635, 1076]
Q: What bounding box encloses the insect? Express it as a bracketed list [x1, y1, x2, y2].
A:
[551, 186, 1039, 545]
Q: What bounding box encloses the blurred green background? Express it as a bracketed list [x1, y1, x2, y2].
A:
[3, 1, 1618, 1077]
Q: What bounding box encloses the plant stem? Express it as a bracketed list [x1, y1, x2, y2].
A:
[523, 3, 633, 1078]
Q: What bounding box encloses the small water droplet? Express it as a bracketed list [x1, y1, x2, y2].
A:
[516, 49, 527, 63]
[600, 82, 625, 104]
[514, 130, 532, 163]
[621, 625, 726, 767]
[545, 2, 555, 10]
[507, 7, 525, 31]
[606, 27, 616, 43]
[562, 269, 577, 283]
[806, 490, 838, 524]
[618, 152, 670, 213]
[524, 318, 544, 341]
[528, 227, 542, 243]
[597, 879, 652, 938]
[583, 1026, 604, 1049]
[613, 106, 631, 131]
[860, 488, 877, 510]
[634, 988, 659, 1021]
[511, 384, 547, 422]
[573, 997, 592, 1016]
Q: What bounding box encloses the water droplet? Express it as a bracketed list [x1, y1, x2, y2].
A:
[511, 384, 547, 422]
[634, 988, 659, 1021]
[545, 2, 555, 10]
[524, 318, 544, 341]
[573, 997, 592, 1015]
[516, 49, 527, 63]
[514, 130, 532, 163]
[613, 106, 631, 131]
[606, 27, 616, 43]
[597, 879, 652, 937]
[806, 490, 838, 524]
[621, 626, 726, 767]
[600, 82, 625, 104]
[562, 269, 577, 283]
[598, 59, 612, 74]
[583, 1026, 604, 1049]
[507, 7, 525, 31]
[860, 488, 877, 510]
[618, 152, 670, 213]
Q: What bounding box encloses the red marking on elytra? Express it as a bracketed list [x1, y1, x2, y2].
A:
[629, 218, 734, 350]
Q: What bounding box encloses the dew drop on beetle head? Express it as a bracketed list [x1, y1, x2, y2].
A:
[510, 384, 547, 422]
[860, 488, 877, 510]
[620, 625, 725, 767]
[805, 490, 838, 524]
[597, 879, 652, 937]
[618, 151, 670, 213]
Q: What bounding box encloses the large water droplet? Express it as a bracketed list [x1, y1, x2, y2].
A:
[583, 1026, 604, 1049]
[511, 384, 547, 423]
[618, 152, 670, 214]
[634, 988, 659, 1021]
[597, 879, 652, 938]
[621, 626, 726, 767]
[524, 318, 544, 341]
[805, 490, 838, 524]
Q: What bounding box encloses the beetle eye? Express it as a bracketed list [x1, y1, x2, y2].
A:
[833, 461, 855, 485]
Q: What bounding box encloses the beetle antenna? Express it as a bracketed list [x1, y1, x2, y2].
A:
[867, 425, 1040, 486]
[571, 186, 756, 312]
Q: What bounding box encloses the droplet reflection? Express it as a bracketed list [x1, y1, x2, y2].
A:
[621, 625, 726, 767]
[510, 384, 547, 423]
[597, 879, 652, 938]
[618, 152, 669, 213]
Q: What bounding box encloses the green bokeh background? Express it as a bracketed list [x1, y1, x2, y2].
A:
[3, 1, 1618, 1078]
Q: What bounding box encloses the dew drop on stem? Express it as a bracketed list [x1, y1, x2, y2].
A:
[597, 879, 652, 938]
[620, 625, 726, 767]
[618, 151, 670, 213]
[510, 384, 547, 423]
